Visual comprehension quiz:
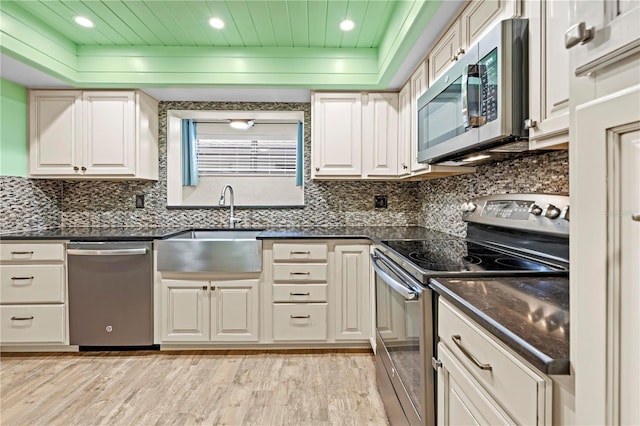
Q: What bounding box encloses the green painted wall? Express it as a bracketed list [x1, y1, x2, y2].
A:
[0, 78, 28, 177]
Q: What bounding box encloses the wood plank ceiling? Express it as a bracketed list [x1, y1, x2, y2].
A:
[0, 0, 451, 89]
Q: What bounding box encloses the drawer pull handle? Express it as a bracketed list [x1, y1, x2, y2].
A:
[290, 292, 310, 296]
[290, 272, 310, 275]
[451, 335, 492, 371]
[290, 315, 311, 319]
[10, 251, 34, 255]
[290, 251, 311, 255]
[11, 276, 34, 280]
[11, 316, 34, 321]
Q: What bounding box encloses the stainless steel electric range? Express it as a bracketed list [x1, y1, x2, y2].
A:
[372, 193, 569, 426]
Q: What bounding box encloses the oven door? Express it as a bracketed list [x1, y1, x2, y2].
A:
[372, 249, 434, 426]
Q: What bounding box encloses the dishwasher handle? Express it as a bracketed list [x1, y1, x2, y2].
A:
[67, 248, 148, 256]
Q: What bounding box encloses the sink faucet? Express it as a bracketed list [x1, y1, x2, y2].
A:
[218, 185, 241, 228]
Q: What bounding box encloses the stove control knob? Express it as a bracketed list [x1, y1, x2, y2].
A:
[529, 204, 543, 216]
[462, 202, 477, 212]
[543, 204, 561, 219]
[560, 206, 570, 221]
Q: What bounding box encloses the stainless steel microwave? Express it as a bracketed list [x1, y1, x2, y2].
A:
[417, 19, 529, 165]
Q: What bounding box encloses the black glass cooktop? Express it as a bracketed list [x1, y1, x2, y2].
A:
[380, 239, 563, 273]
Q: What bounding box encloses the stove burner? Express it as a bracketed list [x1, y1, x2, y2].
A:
[462, 255, 482, 265]
[494, 257, 555, 272]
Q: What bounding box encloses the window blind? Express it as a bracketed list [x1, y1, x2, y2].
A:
[197, 138, 296, 175]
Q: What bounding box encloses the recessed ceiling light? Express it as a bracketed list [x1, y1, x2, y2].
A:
[74, 16, 94, 28]
[209, 17, 225, 29]
[340, 19, 355, 31]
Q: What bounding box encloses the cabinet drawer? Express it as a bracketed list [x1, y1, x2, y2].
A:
[273, 284, 328, 303]
[438, 299, 547, 425]
[273, 264, 328, 282]
[0, 243, 65, 262]
[0, 265, 65, 303]
[273, 303, 327, 341]
[0, 305, 65, 343]
[273, 243, 328, 261]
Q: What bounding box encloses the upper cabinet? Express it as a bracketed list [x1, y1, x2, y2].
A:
[566, 0, 640, 77]
[430, 0, 522, 84]
[311, 92, 362, 178]
[408, 62, 429, 174]
[527, 0, 571, 149]
[311, 89, 476, 181]
[29, 90, 159, 180]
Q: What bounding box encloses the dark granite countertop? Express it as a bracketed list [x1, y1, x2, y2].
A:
[0, 226, 456, 243]
[429, 276, 570, 375]
[257, 226, 455, 242]
[0, 227, 188, 241]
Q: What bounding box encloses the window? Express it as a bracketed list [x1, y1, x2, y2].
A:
[197, 124, 297, 176]
[166, 110, 304, 207]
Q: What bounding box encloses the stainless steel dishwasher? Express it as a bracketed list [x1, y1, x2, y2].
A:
[67, 241, 154, 348]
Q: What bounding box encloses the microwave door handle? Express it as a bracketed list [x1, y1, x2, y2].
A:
[462, 64, 486, 128]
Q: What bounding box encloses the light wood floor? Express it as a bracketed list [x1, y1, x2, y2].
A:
[0, 350, 389, 426]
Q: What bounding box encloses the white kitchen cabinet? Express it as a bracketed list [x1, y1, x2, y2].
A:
[436, 299, 551, 425]
[437, 342, 514, 425]
[0, 241, 67, 346]
[572, 85, 640, 425]
[567, 0, 640, 77]
[210, 280, 259, 342]
[28, 89, 158, 180]
[362, 92, 399, 178]
[162, 278, 259, 343]
[460, 0, 522, 49]
[311, 92, 362, 178]
[409, 61, 429, 174]
[334, 244, 370, 341]
[162, 279, 210, 342]
[429, 20, 464, 83]
[397, 83, 412, 177]
[428, 0, 521, 89]
[527, 0, 571, 150]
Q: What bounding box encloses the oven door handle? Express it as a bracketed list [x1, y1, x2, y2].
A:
[370, 254, 417, 301]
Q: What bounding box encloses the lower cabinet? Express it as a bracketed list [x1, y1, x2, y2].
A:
[437, 342, 514, 425]
[334, 244, 370, 341]
[435, 299, 551, 425]
[162, 278, 259, 343]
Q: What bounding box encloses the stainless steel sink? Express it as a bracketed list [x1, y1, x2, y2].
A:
[157, 229, 263, 272]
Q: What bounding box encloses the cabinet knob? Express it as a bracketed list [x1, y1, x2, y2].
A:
[632, 213, 640, 222]
[402, 163, 408, 170]
[450, 55, 458, 63]
[455, 48, 465, 56]
[73, 166, 79, 171]
[81, 166, 87, 172]
[315, 167, 320, 172]
[524, 119, 537, 129]
[565, 22, 594, 49]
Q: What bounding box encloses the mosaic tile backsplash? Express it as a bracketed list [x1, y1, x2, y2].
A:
[1, 100, 569, 234]
[0, 176, 62, 232]
[417, 150, 569, 237]
[60, 101, 421, 228]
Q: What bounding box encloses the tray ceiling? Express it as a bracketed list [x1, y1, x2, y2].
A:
[0, 0, 460, 89]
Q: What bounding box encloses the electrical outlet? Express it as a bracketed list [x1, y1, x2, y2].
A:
[135, 194, 145, 208]
[374, 195, 388, 208]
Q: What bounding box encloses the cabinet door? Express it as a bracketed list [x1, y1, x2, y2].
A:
[568, 0, 640, 76]
[460, 0, 522, 49]
[210, 279, 259, 342]
[573, 86, 640, 425]
[397, 83, 412, 177]
[429, 21, 464, 83]
[410, 62, 429, 173]
[311, 93, 362, 177]
[437, 343, 515, 425]
[28, 90, 82, 176]
[161, 280, 209, 342]
[334, 245, 371, 341]
[528, 0, 571, 149]
[362, 93, 399, 178]
[82, 91, 136, 176]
